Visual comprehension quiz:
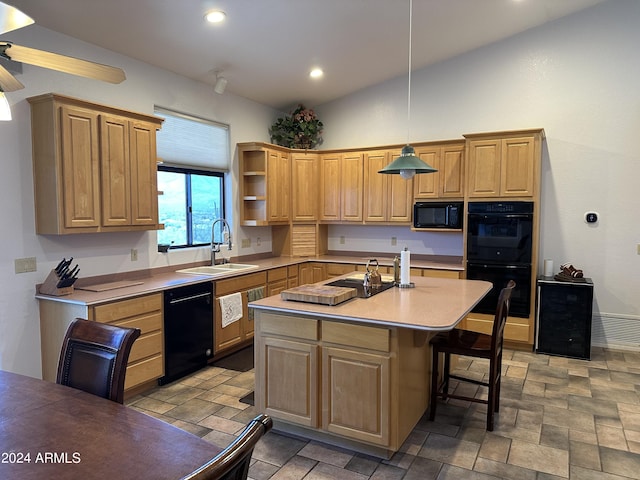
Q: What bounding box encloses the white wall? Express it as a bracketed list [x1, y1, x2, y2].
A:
[1, 26, 278, 377]
[317, 0, 640, 347]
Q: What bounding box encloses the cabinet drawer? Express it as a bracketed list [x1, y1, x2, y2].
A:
[111, 311, 162, 334]
[124, 354, 163, 389]
[267, 267, 287, 282]
[287, 265, 299, 277]
[216, 272, 267, 296]
[128, 331, 163, 363]
[260, 312, 318, 341]
[93, 293, 162, 323]
[421, 269, 460, 279]
[325, 263, 356, 277]
[322, 322, 390, 352]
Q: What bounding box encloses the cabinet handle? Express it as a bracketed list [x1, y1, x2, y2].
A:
[169, 292, 212, 305]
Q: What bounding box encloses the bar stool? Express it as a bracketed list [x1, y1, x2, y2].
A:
[429, 280, 515, 431]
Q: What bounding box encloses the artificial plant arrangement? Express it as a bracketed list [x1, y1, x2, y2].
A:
[269, 104, 323, 149]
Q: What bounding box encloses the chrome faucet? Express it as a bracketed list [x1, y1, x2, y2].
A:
[211, 218, 232, 265]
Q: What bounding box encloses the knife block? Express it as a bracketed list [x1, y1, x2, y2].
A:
[38, 269, 74, 296]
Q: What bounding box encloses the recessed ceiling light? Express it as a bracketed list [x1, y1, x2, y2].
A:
[204, 10, 226, 23]
[309, 68, 323, 79]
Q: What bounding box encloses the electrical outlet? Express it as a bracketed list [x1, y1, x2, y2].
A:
[637, 243, 640, 255]
[391, 236, 397, 246]
[340, 236, 345, 245]
[130, 249, 138, 261]
[241, 238, 251, 248]
[14, 257, 37, 274]
[257, 237, 261, 246]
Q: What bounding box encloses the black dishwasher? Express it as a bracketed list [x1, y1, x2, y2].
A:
[159, 282, 214, 385]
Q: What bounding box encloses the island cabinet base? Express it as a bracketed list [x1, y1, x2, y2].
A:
[254, 310, 434, 458]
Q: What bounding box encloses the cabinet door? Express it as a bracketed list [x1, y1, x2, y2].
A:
[387, 149, 413, 223]
[319, 154, 341, 221]
[60, 105, 101, 228]
[467, 139, 501, 197]
[291, 152, 318, 221]
[129, 121, 159, 225]
[267, 150, 290, 222]
[299, 263, 326, 285]
[322, 346, 390, 445]
[214, 292, 244, 352]
[413, 147, 440, 198]
[341, 153, 364, 222]
[363, 151, 388, 222]
[100, 114, 132, 227]
[440, 144, 465, 197]
[261, 337, 319, 427]
[501, 136, 535, 197]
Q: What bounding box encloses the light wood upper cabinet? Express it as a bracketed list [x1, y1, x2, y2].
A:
[291, 152, 318, 222]
[129, 121, 160, 225]
[465, 130, 543, 198]
[413, 142, 465, 199]
[100, 116, 159, 227]
[319, 152, 363, 222]
[267, 149, 291, 222]
[239, 143, 290, 226]
[59, 105, 101, 229]
[364, 149, 412, 223]
[28, 93, 163, 234]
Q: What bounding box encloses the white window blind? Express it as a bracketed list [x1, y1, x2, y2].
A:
[155, 107, 230, 171]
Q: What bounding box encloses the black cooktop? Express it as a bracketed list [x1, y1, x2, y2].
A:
[325, 278, 395, 298]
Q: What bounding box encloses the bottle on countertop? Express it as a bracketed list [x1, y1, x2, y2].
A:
[393, 256, 400, 285]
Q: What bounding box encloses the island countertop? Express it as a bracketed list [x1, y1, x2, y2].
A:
[249, 274, 492, 332]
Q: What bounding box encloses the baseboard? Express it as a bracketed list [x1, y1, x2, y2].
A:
[591, 312, 640, 351]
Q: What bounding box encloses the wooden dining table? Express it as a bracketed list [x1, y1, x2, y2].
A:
[0, 370, 222, 480]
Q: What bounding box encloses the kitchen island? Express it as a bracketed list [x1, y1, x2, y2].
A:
[249, 274, 491, 458]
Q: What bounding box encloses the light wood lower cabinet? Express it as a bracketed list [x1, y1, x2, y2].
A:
[214, 272, 267, 354]
[261, 335, 320, 427]
[298, 262, 327, 285]
[255, 310, 431, 457]
[458, 312, 531, 344]
[91, 293, 164, 391]
[267, 267, 288, 296]
[38, 293, 164, 394]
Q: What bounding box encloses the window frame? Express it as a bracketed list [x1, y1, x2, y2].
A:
[157, 164, 225, 250]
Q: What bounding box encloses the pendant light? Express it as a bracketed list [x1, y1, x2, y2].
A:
[378, 0, 436, 179]
[0, 91, 11, 121]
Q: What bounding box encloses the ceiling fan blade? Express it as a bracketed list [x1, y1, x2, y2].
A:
[0, 62, 23, 91]
[2, 43, 126, 84]
[0, 1, 34, 35]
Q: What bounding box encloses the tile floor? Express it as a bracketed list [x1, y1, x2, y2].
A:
[127, 347, 640, 479]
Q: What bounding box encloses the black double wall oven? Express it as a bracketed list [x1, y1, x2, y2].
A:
[466, 201, 534, 318]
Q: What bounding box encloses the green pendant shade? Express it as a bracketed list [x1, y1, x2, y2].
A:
[378, 145, 437, 179]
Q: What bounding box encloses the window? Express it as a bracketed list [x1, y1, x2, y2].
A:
[157, 166, 224, 248]
[155, 108, 229, 249]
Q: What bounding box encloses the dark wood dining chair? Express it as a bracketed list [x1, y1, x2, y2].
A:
[429, 280, 515, 431]
[56, 318, 140, 404]
[180, 414, 273, 480]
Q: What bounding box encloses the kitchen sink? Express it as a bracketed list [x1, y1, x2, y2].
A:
[175, 264, 259, 276]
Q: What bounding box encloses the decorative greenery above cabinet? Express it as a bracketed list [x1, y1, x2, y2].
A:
[28, 93, 164, 235]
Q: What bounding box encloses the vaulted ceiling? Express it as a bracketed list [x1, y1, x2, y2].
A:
[7, 0, 607, 110]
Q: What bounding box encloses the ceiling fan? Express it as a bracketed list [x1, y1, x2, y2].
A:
[0, 1, 126, 119]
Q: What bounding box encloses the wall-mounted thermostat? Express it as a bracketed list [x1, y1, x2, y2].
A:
[585, 212, 599, 224]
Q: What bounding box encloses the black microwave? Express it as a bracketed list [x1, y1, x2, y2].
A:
[413, 202, 463, 229]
